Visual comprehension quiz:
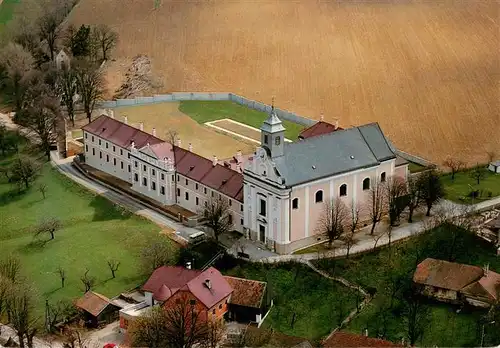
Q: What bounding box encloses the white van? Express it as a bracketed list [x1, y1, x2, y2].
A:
[189, 231, 206, 246]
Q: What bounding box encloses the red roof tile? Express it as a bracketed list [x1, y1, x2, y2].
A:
[299, 121, 342, 140]
[224, 276, 267, 308]
[82, 115, 163, 149]
[413, 258, 484, 291]
[323, 332, 401, 347]
[142, 266, 201, 294]
[187, 267, 233, 309]
[462, 270, 500, 302]
[75, 291, 113, 317]
[148, 142, 175, 160]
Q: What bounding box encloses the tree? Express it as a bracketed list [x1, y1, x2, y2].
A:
[0, 276, 13, 334]
[141, 236, 175, 273]
[57, 66, 78, 126]
[443, 158, 465, 182]
[402, 291, 429, 346]
[0, 255, 22, 284]
[340, 231, 356, 259]
[45, 299, 71, 333]
[80, 269, 95, 293]
[347, 199, 360, 236]
[129, 300, 208, 348]
[9, 285, 38, 348]
[418, 169, 444, 216]
[0, 43, 34, 111]
[56, 266, 65, 288]
[8, 156, 38, 191]
[65, 24, 92, 57]
[34, 216, 62, 240]
[92, 24, 118, 61]
[37, 8, 63, 61]
[407, 175, 421, 223]
[371, 232, 384, 251]
[61, 327, 89, 348]
[470, 164, 486, 185]
[107, 259, 120, 279]
[38, 183, 47, 199]
[204, 319, 224, 348]
[74, 60, 105, 123]
[385, 176, 407, 226]
[202, 197, 232, 242]
[368, 179, 385, 235]
[316, 198, 348, 248]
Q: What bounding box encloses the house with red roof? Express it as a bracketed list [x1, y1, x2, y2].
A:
[413, 258, 500, 308]
[119, 266, 270, 331]
[323, 331, 401, 347]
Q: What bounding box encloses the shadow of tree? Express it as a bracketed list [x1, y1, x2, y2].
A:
[18, 239, 49, 254]
[89, 195, 133, 222]
[0, 188, 27, 207]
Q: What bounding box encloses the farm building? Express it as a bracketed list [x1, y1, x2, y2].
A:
[322, 331, 401, 347]
[75, 291, 120, 328]
[224, 276, 270, 324]
[413, 258, 500, 308]
[82, 105, 408, 254]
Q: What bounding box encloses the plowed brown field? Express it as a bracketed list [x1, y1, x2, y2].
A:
[67, 0, 500, 166]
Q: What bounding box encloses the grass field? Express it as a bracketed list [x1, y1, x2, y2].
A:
[442, 168, 500, 203]
[0, 146, 177, 318]
[67, 0, 499, 167]
[313, 225, 500, 347]
[111, 102, 254, 160]
[0, 0, 20, 34]
[214, 258, 358, 342]
[179, 101, 304, 140]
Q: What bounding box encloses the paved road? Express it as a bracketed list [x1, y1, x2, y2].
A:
[52, 152, 201, 242]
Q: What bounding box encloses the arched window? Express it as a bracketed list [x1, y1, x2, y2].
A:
[339, 184, 347, 197]
[292, 198, 299, 210]
[363, 178, 371, 191]
[380, 172, 386, 182]
[315, 190, 323, 203]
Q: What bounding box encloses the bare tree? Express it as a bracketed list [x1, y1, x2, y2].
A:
[107, 259, 120, 279]
[371, 232, 384, 251]
[74, 60, 105, 123]
[61, 326, 91, 348]
[129, 300, 208, 348]
[45, 299, 71, 333]
[37, 8, 63, 61]
[470, 164, 486, 185]
[0, 43, 34, 111]
[0, 276, 13, 334]
[368, 179, 385, 235]
[80, 269, 95, 293]
[34, 216, 62, 240]
[56, 266, 65, 288]
[385, 176, 407, 226]
[38, 183, 47, 199]
[443, 158, 465, 182]
[407, 175, 421, 223]
[403, 292, 429, 346]
[348, 199, 360, 235]
[141, 236, 176, 273]
[9, 285, 38, 348]
[316, 198, 348, 249]
[92, 24, 118, 61]
[418, 168, 444, 216]
[204, 319, 224, 348]
[0, 255, 22, 284]
[8, 156, 39, 191]
[57, 67, 78, 126]
[202, 197, 233, 242]
[340, 231, 356, 259]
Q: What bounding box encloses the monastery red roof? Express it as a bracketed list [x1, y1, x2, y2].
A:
[299, 121, 342, 140]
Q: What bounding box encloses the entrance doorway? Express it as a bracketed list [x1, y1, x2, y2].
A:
[259, 224, 266, 243]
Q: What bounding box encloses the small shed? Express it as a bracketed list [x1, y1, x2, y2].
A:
[488, 161, 500, 173]
[224, 276, 269, 324]
[75, 291, 120, 328]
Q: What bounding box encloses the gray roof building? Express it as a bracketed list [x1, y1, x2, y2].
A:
[272, 122, 396, 187]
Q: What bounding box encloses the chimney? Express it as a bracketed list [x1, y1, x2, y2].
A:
[188, 143, 193, 152]
[123, 116, 128, 124]
[139, 122, 144, 131]
[186, 262, 192, 270]
[131, 141, 135, 149]
[236, 163, 241, 172]
[484, 263, 489, 276]
[176, 138, 182, 148]
[335, 119, 339, 129]
[237, 150, 243, 164]
[320, 113, 324, 121]
[152, 128, 156, 136]
[146, 142, 150, 147]
[364, 329, 368, 337]
[212, 155, 218, 167]
[204, 279, 211, 289]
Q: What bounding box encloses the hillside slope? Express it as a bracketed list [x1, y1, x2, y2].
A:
[67, 0, 499, 165]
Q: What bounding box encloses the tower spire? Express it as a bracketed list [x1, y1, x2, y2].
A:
[271, 96, 275, 112]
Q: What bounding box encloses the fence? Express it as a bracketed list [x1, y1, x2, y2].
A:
[395, 149, 435, 167]
[97, 92, 316, 127]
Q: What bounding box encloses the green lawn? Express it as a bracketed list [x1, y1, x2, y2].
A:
[179, 101, 305, 140]
[312, 225, 500, 347]
[214, 258, 358, 342]
[442, 167, 500, 203]
[0, 0, 20, 33]
[0, 148, 177, 319]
